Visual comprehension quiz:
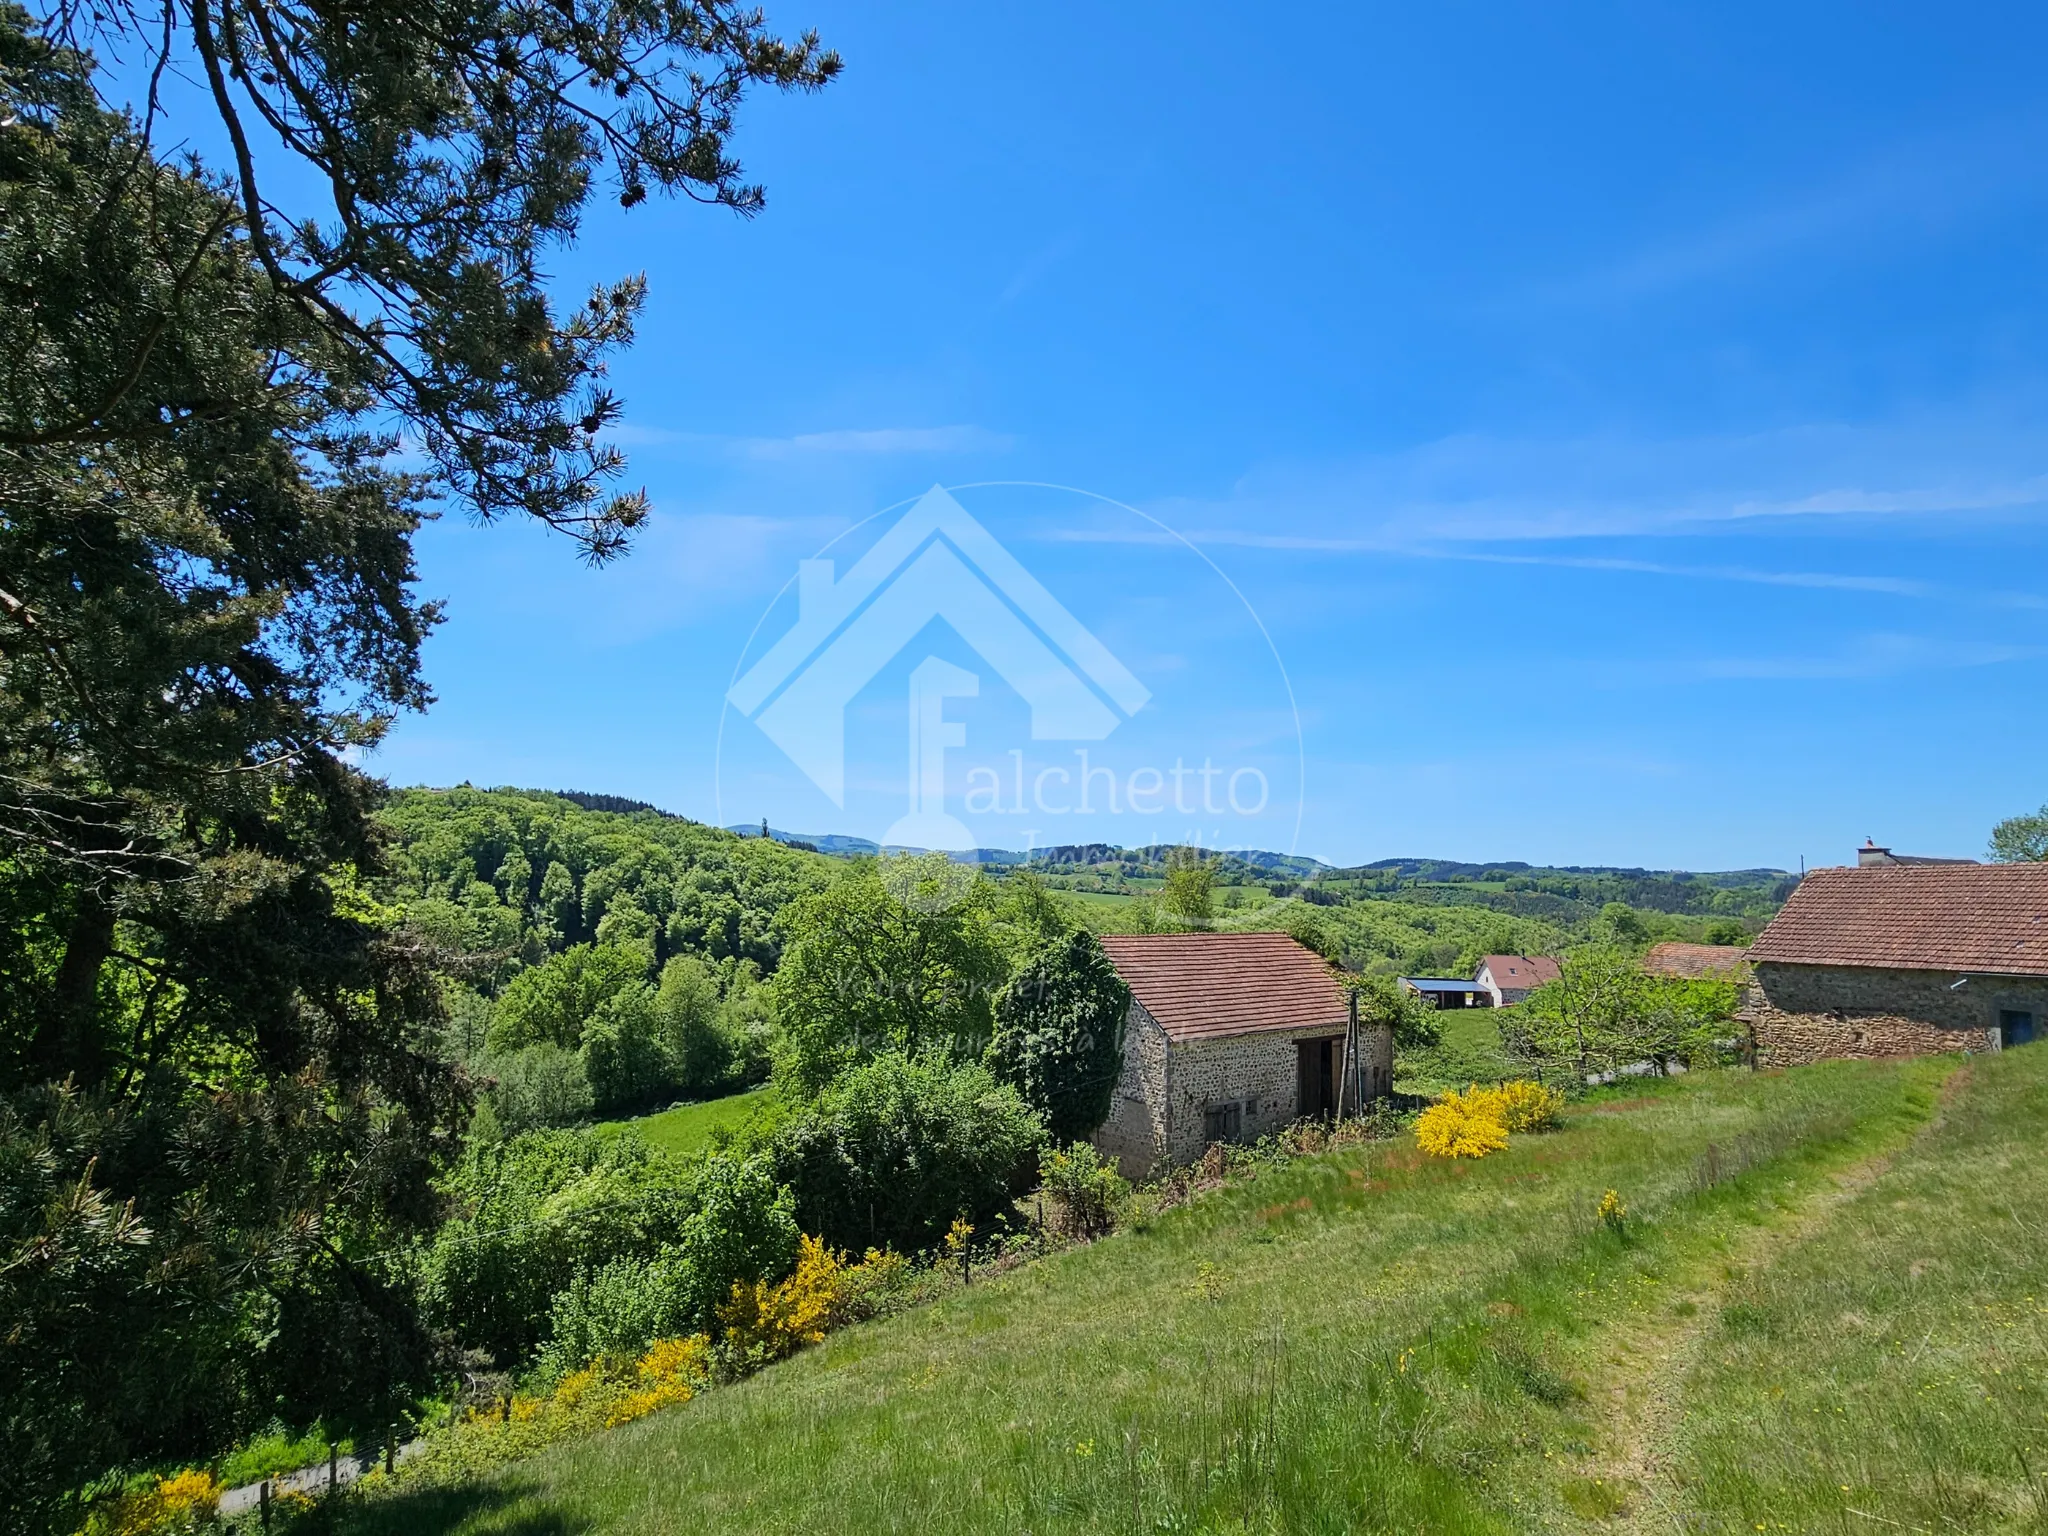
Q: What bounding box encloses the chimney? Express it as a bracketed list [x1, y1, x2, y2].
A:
[1858, 839, 1893, 868]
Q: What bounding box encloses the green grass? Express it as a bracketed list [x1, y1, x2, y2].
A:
[1397, 1006, 1519, 1095]
[1669, 1044, 2048, 1531]
[594, 1086, 777, 1160]
[341, 1053, 2011, 1535]
[1059, 889, 1137, 909]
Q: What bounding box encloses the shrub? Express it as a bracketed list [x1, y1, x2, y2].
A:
[423, 1128, 684, 1363]
[423, 1132, 792, 1369]
[1038, 1142, 1128, 1238]
[81, 1468, 220, 1536]
[717, 1233, 844, 1363]
[1597, 1188, 1628, 1237]
[604, 1334, 712, 1427]
[539, 1253, 696, 1378]
[1414, 1096, 1509, 1160]
[1468, 1079, 1565, 1133]
[535, 1152, 797, 1376]
[402, 1334, 710, 1486]
[834, 1246, 924, 1321]
[1349, 973, 1442, 1052]
[771, 1053, 1047, 1253]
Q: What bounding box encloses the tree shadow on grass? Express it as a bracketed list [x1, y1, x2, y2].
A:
[326, 1477, 591, 1536]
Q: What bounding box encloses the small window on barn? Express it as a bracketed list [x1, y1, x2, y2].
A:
[1204, 1101, 1242, 1143]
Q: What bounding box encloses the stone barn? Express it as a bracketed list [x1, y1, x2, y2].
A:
[1641, 942, 1749, 981]
[1091, 932, 1394, 1176]
[1742, 861, 2048, 1066]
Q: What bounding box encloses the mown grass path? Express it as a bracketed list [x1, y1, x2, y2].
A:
[340, 1054, 2040, 1536]
[1574, 1064, 1971, 1529]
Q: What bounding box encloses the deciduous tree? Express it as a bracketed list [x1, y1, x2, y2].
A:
[1990, 805, 2048, 863]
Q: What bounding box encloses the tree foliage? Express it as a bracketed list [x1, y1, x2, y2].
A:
[987, 928, 1129, 1142]
[421, 1128, 792, 1367]
[1989, 805, 2048, 864]
[1504, 948, 1738, 1079]
[378, 787, 830, 978]
[770, 854, 1009, 1095]
[1347, 972, 1442, 1052]
[1160, 846, 1215, 925]
[0, 20, 470, 1525]
[38, 0, 838, 555]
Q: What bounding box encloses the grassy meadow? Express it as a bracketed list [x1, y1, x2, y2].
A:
[334, 1045, 2048, 1534]
[595, 1087, 779, 1160]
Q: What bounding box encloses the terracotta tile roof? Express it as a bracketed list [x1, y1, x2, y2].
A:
[1478, 954, 1560, 991]
[1747, 864, 2048, 977]
[1641, 942, 1751, 979]
[1096, 932, 1348, 1044]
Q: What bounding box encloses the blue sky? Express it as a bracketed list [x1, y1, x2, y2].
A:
[348, 2, 2048, 871]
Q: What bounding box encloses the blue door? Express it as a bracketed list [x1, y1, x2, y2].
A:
[2000, 1010, 2036, 1048]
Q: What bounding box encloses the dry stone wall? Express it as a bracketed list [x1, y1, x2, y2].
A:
[1744, 960, 2047, 1066]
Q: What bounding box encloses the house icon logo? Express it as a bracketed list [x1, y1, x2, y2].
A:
[727, 485, 1151, 850]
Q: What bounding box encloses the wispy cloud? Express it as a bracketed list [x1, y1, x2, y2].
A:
[1540, 109, 2048, 305]
[1044, 523, 2048, 608]
[742, 425, 1015, 458]
[1697, 633, 2043, 682]
[999, 234, 1081, 305]
[608, 423, 1016, 458]
[1090, 412, 2048, 552]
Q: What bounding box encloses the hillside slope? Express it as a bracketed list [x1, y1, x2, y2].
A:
[338, 1047, 2048, 1533]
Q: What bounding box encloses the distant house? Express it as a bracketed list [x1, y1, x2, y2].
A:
[1093, 933, 1394, 1175]
[1400, 976, 1493, 1009]
[1853, 838, 1978, 869]
[1472, 954, 1560, 1007]
[1641, 942, 1750, 981]
[1742, 858, 2048, 1066]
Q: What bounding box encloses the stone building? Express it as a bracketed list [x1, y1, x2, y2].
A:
[1641, 942, 1749, 981]
[1092, 932, 1394, 1176]
[1742, 861, 2048, 1066]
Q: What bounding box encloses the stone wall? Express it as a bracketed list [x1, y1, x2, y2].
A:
[1093, 1001, 1170, 1177]
[1744, 961, 2048, 1066]
[1092, 1001, 1395, 1175]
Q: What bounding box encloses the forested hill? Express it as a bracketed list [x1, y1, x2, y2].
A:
[375, 787, 834, 983]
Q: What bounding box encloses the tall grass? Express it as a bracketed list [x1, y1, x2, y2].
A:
[1672, 1044, 2048, 1533]
[338, 1058, 1955, 1534]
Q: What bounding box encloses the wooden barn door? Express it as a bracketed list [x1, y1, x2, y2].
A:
[1298, 1037, 1338, 1119]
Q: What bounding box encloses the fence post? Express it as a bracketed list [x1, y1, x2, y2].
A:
[259, 1480, 271, 1530]
[327, 1445, 337, 1493]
